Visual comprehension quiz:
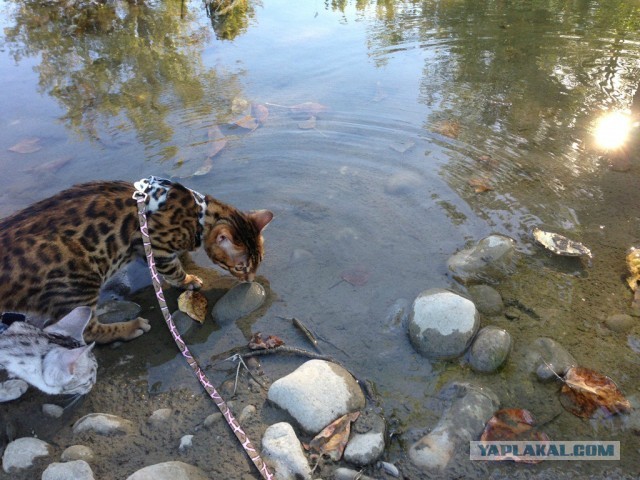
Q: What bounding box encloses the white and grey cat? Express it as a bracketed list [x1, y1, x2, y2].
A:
[0, 306, 97, 402]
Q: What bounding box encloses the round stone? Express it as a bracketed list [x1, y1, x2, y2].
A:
[468, 326, 512, 373]
[605, 314, 634, 333]
[408, 288, 479, 359]
[447, 235, 517, 285]
[467, 285, 504, 316]
[212, 282, 266, 324]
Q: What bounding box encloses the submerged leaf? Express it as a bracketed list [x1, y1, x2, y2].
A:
[559, 366, 631, 419]
[234, 114, 259, 131]
[468, 177, 494, 193]
[24, 156, 72, 174]
[533, 228, 592, 259]
[289, 102, 329, 116]
[177, 290, 208, 324]
[480, 409, 550, 464]
[341, 267, 371, 286]
[432, 120, 460, 139]
[207, 125, 227, 158]
[298, 116, 317, 130]
[248, 332, 284, 350]
[252, 104, 269, 124]
[307, 411, 360, 461]
[9, 137, 42, 154]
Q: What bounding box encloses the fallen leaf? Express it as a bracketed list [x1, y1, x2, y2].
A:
[24, 156, 72, 174]
[234, 114, 259, 131]
[9, 137, 42, 154]
[298, 116, 317, 130]
[341, 267, 371, 286]
[468, 177, 494, 193]
[476, 154, 499, 168]
[177, 290, 208, 323]
[290, 102, 329, 116]
[252, 104, 269, 124]
[432, 120, 460, 139]
[249, 332, 285, 350]
[559, 366, 632, 419]
[193, 158, 213, 176]
[207, 126, 227, 158]
[306, 412, 360, 461]
[480, 409, 550, 464]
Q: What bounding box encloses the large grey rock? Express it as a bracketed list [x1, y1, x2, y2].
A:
[73, 413, 136, 436]
[212, 282, 266, 323]
[2, 437, 52, 473]
[42, 460, 95, 480]
[523, 337, 577, 381]
[261, 422, 312, 480]
[468, 326, 512, 373]
[409, 382, 499, 470]
[267, 360, 365, 434]
[408, 289, 479, 359]
[126, 461, 209, 480]
[447, 235, 517, 285]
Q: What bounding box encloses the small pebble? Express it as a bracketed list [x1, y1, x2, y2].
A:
[605, 314, 634, 333]
[239, 405, 256, 423]
[42, 404, 64, 418]
[204, 413, 223, 428]
[179, 435, 193, 452]
[61, 445, 95, 463]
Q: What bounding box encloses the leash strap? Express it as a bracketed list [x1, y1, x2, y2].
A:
[132, 189, 274, 480]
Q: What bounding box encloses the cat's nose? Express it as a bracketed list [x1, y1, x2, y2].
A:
[245, 272, 255, 282]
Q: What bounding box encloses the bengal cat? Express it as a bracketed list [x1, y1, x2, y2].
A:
[0, 176, 273, 344]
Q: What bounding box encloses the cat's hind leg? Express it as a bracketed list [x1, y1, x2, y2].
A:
[84, 313, 151, 344]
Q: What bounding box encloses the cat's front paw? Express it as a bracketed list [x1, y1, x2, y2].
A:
[182, 274, 203, 290]
[127, 317, 151, 340]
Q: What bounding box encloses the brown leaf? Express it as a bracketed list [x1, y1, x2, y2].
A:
[341, 267, 371, 286]
[480, 409, 550, 464]
[9, 137, 42, 154]
[298, 116, 317, 130]
[24, 156, 72, 174]
[207, 126, 227, 158]
[252, 104, 269, 124]
[560, 367, 632, 419]
[432, 120, 460, 139]
[307, 412, 360, 461]
[234, 114, 259, 131]
[248, 332, 285, 350]
[468, 177, 494, 193]
[290, 102, 329, 116]
[177, 290, 208, 323]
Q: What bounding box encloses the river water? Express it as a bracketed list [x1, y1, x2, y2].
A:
[1, 1, 640, 478]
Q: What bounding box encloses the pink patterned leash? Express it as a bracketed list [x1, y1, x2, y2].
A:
[132, 189, 274, 480]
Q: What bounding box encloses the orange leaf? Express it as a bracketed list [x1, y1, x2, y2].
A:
[468, 177, 494, 193]
[560, 366, 632, 419]
[9, 137, 42, 154]
[248, 332, 284, 350]
[307, 412, 360, 461]
[234, 115, 259, 131]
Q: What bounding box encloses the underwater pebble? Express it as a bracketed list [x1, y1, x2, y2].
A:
[468, 326, 511, 373]
[523, 337, 577, 381]
[2, 437, 52, 473]
[333, 467, 376, 480]
[212, 282, 266, 324]
[384, 171, 423, 195]
[203, 412, 223, 428]
[408, 288, 479, 359]
[261, 423, 312, 480]
[378, 461, 400, 477]
[42, 403, 64, 418]
[147, 408, 173, 427]
[42, 460, 95, 480]
[605, 314, 634, 333]
[125, 461, 209, 480]
[628, 335, 640, 354]
[61, 445, 95, 463]
[467, 285, 504, 316]
[239, 405, 256, 423]
[447, 234, 518, 285]
[72, 413, 136, 436]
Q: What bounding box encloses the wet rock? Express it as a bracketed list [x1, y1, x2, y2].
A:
[203, 412, 223, 428]
[148, 408, 173, 427]
[0, 379, 28, 402]
[179, 435, 193, 452]
[467, 285, 504, 316]
[212, 282, 266, 323]
[239, 405, 257, 423]
[261, 422, 312, 480]
[384, 171, 423, 195]
[42, 460, 95, 480]
[96, 300, 142, 324]
[378, 461, 401, 477]
[42, 403, 64, 418]
[344, 410, 386, 465]
[2, 437, 52, 473]
[333, 467, 377, 480]
[73, 413, 136, 436]
[61, 445, 95, 463]
[126, 461, 209, 480]
[289, 248, 314, 264]
[523, 337, 577, 381]
[409, 382, 499, 470]
[468, 326, 512, 373]
[99, 258, 151, 301]
[605, 314, 634, 333]
[267, 360, 365, 434]
[171, 311, 198, 336]
[447, 235, 518, 285]
[408, 289, 479, 359]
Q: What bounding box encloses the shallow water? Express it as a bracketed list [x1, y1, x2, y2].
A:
[1, 0, 640, 478]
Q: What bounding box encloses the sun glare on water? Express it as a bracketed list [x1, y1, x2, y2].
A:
[594, 111, 632, 150]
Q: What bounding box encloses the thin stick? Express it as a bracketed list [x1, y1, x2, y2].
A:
[277, 315, 322, 353]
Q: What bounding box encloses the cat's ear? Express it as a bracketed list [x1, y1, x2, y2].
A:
[44, 306, 92, 344]
[59, 343, 95, 375]
[249, 210, 273, 232]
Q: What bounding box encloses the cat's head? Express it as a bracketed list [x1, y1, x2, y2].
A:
[204, 205, 273, 282]
[41, 307, 97, 396]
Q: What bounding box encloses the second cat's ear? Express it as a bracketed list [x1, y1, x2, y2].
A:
[59, 343, 95, 375]
[249, 209, 273, 232]
[44, 306, 93, 344]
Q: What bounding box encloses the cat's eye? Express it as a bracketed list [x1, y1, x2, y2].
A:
[234, 264, 247, 273]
